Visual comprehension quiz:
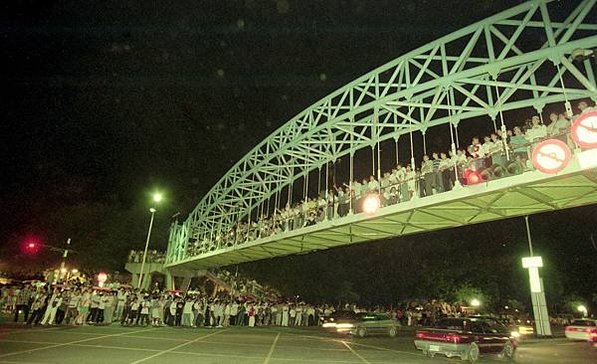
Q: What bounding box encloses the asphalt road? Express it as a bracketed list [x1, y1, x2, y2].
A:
[0, 322, 594, 364]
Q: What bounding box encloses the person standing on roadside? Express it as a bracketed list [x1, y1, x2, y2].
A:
[13, 285, 31, 323]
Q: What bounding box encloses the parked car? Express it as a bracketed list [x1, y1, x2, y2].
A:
[414, 317, 518, 362]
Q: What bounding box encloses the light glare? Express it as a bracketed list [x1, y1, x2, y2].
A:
[153, 193, 163, 203]
[362, 194, 381, 214]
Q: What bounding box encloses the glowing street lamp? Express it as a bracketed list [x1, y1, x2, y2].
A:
[577, 305, 588, 317]
[153, 193, 163, 203]
[362, 194, 381, 215]
[97, 272, 108, 287]
[470, 298, 481, 307]
[138, 192, 163, 289]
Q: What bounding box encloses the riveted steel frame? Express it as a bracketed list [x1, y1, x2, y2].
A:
[166, 0, 597, 266]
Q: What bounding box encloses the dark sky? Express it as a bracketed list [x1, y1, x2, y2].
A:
[2, 0, 531, 237]
[1, 0, 595, 279]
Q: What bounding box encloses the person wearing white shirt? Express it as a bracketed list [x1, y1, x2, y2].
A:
[41, 291, 62, 325]
[223, 302, 231, 327]
[525, 115, 547, 143]
[281, 304, 289, 327]
[182, 299, 194, 327]
[139, 298, 150, 326]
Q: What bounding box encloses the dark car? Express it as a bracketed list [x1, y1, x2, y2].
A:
[414, 317, 518, 362]
[321, 310, 359, 329]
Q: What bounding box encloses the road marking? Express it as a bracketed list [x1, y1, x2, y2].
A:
[129, 329, 229, 364]
[348, 340, 425, 357]
[0, 326, 63, 335]
[0, 327, 157, 358]
[341, 341, 371, 364]
[263, 332, 281, 364]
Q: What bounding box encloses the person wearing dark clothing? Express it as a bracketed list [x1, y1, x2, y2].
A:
[175, 300, 184, 326]
[14, 288, 31, 323]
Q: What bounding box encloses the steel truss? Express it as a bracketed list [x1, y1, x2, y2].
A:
[166, 0, 597, 266]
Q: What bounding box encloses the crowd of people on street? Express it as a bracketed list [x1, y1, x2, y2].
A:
[2, 280, 583, 330]
[0, 280, 335, 328]
[186, 101, 594, 257]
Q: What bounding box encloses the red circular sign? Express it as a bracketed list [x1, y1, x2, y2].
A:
[571, 110, 597, 148]
[531, 139, 571, 174]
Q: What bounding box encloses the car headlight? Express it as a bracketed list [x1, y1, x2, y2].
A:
[336, 323, 354, 329]
[322, 323, 336, 328]
[510, 331, 521, 339]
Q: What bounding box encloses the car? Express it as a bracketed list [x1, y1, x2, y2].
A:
[414, 317, 518, 362]
[565, 319, 597, 343]
[321, 310, 358, 329]
[323, 311, 399, 337]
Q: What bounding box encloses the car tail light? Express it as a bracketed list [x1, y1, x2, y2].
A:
[590, 329, 597, 338]
[445, 334, 461, 344]
[565, 327, 575, 332]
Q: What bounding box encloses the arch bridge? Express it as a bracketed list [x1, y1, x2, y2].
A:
[165, 0, 597, 271]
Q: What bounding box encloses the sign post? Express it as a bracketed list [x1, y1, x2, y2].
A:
[522, 216, 552, 337]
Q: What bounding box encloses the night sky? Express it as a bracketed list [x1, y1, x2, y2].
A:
[1, 0, 596, 304]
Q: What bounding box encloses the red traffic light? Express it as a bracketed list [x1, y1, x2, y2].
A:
[22, 235, 42, 254]
[463, 169, 483, 185]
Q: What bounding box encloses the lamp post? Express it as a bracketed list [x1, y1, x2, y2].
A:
[137, 193, 162, 289]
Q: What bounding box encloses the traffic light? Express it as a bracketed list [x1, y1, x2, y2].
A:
[463, 169, 483, 185]
[22, 236, 41, 254]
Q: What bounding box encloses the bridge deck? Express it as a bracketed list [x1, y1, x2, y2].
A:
[167, 151, 597, 270]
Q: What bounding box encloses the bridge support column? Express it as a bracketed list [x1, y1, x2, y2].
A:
[165, 272, 175, 290]
[131, 273, 141, 289]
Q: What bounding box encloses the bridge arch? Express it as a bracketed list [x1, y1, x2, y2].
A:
[166, 0, 597, 267]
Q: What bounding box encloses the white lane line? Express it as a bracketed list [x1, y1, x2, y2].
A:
[0, 339, 162, 353]
[0, 327, 157, 358]
[263, 332, 281, 364]
[348, 341, 425, 357]
[341, 341, 371, 364]
[0, 327, 63, 335]
[129, 329, 229, 364]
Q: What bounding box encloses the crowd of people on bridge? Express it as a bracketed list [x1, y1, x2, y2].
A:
[127, 250, 166, 264]
[186, 100, 595, 257]
[209, 268, 280, 301]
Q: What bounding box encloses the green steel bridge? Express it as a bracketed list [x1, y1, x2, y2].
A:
[165, 0, 597, 273]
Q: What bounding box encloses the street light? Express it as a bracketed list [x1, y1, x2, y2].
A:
[153, 193, 163, 203]
[578, 305, 588, 317]
[137, 193, 162, 289]
[471, 298, 481, 307]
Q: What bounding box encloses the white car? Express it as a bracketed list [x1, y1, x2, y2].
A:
[564, 319, 597, 342]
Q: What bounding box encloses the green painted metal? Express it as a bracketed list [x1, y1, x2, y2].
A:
[166, 0, 597, 267]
